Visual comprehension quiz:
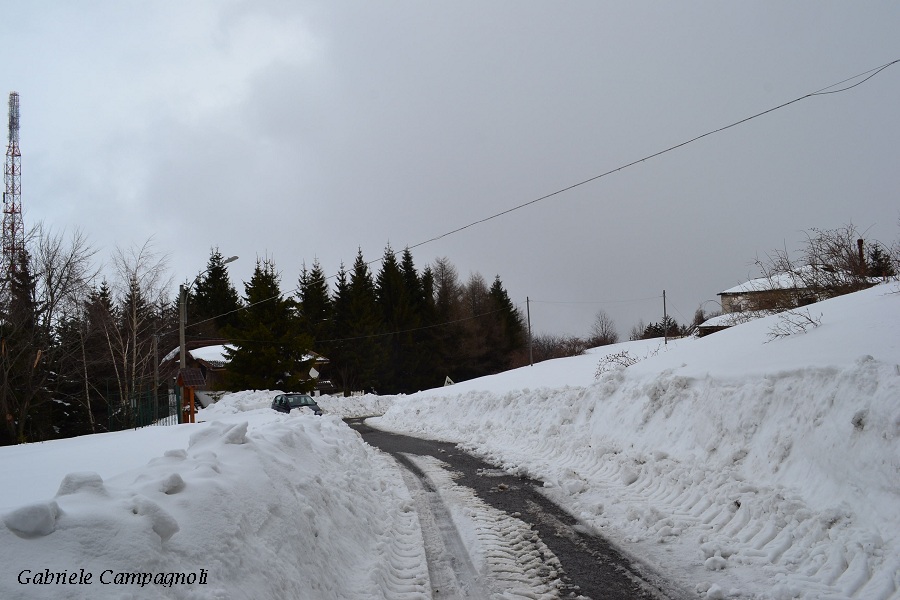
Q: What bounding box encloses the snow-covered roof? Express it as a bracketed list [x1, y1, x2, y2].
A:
[160, 344, 233, 367]
[720, 265, 882, 296]
[189, 344, 233, 366]
[719, 272, 807, 295]
[163, 344, 323, 367]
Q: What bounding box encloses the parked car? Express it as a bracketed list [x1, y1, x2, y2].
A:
[271, 393, 323, 415]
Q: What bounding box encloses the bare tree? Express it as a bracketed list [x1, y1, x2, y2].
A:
[100, 239, 171, 424]
[531, 334, 588, 362]
[754, 223, 889, 308]
[628, 319, 646, 342]
[587, 309, 619, 347]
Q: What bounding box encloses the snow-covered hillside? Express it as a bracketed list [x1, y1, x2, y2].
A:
[0, 282, 897, 599]
[373, 282, 900, 599]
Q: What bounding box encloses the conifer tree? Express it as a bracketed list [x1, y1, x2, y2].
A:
[191, 248, 242, 337]
[297, 259, 332, 354]
[375, 245, 414, 392]
[344, 249, 385, 392]
[399, 248, 432, 392]
[0, 251, 47, 444]
[224, 258, 313, 391]
[416, 265, 441, 388]
[488, 275, 527, 368]
[328, 263, 353, 395]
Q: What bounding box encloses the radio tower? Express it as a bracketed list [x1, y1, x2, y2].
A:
[3, 91, 24, 282]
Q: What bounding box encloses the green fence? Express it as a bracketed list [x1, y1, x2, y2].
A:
[103, 381, 179, 431]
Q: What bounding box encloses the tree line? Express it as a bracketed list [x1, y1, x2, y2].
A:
[0, 230, 528, 445]
[200, 245, 528, 396]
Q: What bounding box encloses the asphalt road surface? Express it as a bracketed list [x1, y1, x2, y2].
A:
[348, 419, 689, 600]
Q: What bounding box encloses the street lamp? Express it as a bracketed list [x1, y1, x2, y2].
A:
[178, 255, 238, 422]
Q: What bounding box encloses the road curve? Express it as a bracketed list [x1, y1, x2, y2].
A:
[348, 419, 689, 600]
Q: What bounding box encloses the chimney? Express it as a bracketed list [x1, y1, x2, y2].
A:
[857, 239, 865, 276]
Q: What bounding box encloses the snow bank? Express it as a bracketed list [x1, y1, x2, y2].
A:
[198, 389, 398, 420]
[373, 283, 900, 599]
[0, 411, 428, 599]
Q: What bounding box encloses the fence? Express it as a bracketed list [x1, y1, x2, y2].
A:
[102, 381, 179, 431]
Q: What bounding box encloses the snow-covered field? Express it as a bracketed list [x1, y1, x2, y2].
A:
[0, 282, 898, 599]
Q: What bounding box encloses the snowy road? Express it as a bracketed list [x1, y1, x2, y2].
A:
[350, 419, 688, 600]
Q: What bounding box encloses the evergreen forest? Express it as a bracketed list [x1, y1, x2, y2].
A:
[0, 232, 528, 445]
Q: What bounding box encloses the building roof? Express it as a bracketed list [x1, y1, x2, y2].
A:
[163, 344, 327, 369]
[189, 344, 232, 368]
[719, 272, 808, 296]
[719, 265, 880, 296]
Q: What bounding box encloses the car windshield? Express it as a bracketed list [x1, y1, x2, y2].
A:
[286, 394, 315, 408]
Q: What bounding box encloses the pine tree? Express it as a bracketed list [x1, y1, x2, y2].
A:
[297, 259, 332, 354]
[344, 249, 385, 393]
[224, 258, 313, 391]
[191, 248, 242, 338]
[416, 265, 441, 389]
[0, 251, 48, 443]
[867, 244, 896, 278]
[375, 245, 415, 393]
[488, 275, 527, 369]
[399, 248, 432, 392]
[328, 263, 353, 395]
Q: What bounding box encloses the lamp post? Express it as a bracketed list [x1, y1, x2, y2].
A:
[178, 255, 238, 423]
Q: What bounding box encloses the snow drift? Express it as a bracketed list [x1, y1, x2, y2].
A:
[372, 283, 900, 599]
[0, 412, 429, 599]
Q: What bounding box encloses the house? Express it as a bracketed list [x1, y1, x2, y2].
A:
[160, 344, 335, 406]
[697, 270, 818, 337]
[717, 271, 818, 314]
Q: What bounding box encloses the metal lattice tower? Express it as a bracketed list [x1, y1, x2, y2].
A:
[3, 91, 24, 280]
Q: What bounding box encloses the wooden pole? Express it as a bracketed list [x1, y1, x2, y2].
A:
[663, 289, 667, 346]
[526, 296, 533, 366]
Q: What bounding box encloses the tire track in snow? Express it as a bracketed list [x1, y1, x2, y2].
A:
[403, 454, 568, 599]
[352, 420, 688, 600]
[393, 452, 491, 598]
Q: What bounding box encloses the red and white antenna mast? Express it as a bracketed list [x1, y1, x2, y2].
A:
[3, 91, 24, 281]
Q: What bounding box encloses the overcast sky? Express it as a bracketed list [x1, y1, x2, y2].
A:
[4, 1, 899, 337]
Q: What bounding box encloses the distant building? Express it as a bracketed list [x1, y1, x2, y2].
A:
[160, 344, 335, 406]
[718, 272, 817, 314]
[698, 271, 817, 337]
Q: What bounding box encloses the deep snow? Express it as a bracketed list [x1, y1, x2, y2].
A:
[1, 282, 898, 599]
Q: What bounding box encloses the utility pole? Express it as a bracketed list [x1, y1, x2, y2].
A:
[663, 290, 667, 346]
[526, 296, 533, 366]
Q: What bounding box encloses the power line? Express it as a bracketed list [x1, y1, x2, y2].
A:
[406, 59, 899, 251]
[183, 59, 900, 339]
[530, 294, 663, 306]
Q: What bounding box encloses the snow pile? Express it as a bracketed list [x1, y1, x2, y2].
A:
[199, 389, 399, 419]
[317, 394, 399, 418]
[0, 411, 428, 599]
[373, 283, 900, 599]
[195, 388, 274, 415]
